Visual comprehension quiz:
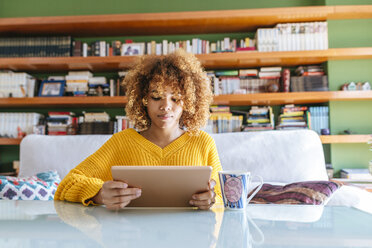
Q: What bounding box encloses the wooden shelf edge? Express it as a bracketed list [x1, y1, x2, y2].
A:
[1, 5, 371, 36]
[0, 138, 23, 145]
[1, 91, 372, 108]
[1, 47, 372, 72]
[320, 135, 372, 144]
[0, 96, 128, 108]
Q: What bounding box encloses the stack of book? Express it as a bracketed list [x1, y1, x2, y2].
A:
[291, 65, 328, 92]
[47, 111, 75, 135]
[205, 106, 243, 133]
[65, 71, 91, 96]
[340, 169, 372, 180]
[79, 112, 114, 134]
[87, 77, 110, 96]
[276, 105, 310, 130]
[243, 106, 274, 131]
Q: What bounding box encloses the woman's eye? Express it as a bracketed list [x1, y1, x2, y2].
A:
[151, 97, 161, 101]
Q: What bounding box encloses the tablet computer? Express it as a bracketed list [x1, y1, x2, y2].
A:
[111, 166, 212, 207]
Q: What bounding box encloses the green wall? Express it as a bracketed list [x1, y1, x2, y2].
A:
[0, 0, 324, 17]
[326, 9, 372, 173]
[0, 0, 371, 174]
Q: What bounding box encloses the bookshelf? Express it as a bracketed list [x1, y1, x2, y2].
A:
[2, 91, 372, 108]
[0, 6, 371, 36]
[0, 4, 371, 173]
[1, 48, 371, 72]
[320, 135, 371, 144]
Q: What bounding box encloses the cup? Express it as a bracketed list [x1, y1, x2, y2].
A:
[218, 171, 263, 210]
[216, 209, 265, 248]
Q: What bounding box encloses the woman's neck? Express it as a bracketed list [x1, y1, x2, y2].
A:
[140, 126, 185, 149]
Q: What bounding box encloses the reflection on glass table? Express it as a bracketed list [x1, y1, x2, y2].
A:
[0, 200, 372, 248]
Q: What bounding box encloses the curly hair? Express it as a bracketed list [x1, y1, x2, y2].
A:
[124, 49, 212, 135]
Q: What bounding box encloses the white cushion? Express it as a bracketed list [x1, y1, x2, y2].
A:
[19, 134, 111, 178]
[211, 130, 328, 183]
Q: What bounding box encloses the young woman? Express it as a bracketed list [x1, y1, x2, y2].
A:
[55, 49, 222, 210]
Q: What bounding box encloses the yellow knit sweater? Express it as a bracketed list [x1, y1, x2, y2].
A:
[55, 129, 222, 206]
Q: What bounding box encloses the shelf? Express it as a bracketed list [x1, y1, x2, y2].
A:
[213, 91, 372, 106]
[0, 96, 128, 108]
[320, 135, 371, 144]
[2, 91, 372, 108]
[1, 48, 372, 72]
[0, 6, 371, 37]
[0, 138, 23, 145]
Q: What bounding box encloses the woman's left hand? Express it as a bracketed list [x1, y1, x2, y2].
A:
[189, 179, 216, 210]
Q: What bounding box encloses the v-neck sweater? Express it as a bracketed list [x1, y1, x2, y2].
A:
[55, 128, 222, 205]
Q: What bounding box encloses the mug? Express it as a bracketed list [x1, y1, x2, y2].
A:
[216, 210, 265, 248]
[218, 171, 263, 210]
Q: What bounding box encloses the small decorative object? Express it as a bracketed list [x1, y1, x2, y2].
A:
[341, 81, 371, 91]
[266, 81, 280, 92]
[321, 128, 330, 135]
[38, 80, 65, 97]
[121, 43, 145, 56]
[340, 129, 353, 135]
[362, 82, 371, 91]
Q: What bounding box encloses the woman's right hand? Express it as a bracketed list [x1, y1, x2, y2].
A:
[92, 181, 142, 210]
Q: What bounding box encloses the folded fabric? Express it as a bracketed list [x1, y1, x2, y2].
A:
[250, 181, 341, 205]
[0, 171, 60, 200]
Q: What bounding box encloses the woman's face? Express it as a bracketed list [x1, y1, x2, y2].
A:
[146, 83, 184, 131]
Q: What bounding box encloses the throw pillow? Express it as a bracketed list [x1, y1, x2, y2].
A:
[249, 181, 341, 205]
[0, 171, 60, 200]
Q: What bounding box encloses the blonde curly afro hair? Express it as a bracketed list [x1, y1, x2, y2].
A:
[124, 49, 212, 135]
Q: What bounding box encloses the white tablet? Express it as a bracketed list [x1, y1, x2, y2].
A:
[111, 166, 212, 207]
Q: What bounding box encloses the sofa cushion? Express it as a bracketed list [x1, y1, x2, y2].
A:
[19, 134, 111, 178]
[211, 130, 328, 183]
[249, 181, 341, 205]
[0, 171, 60, 200]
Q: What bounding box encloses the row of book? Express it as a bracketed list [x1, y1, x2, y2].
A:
[0, 70, 127, 98]
[0, 37, 72, 57]
[0, 21, 328, 58]
[256, 22, 328, 52]
[0, 105, 331, 137]
[203, 106, 243, 133]
[0, 112, 43, 138]
[44, 111, 134, 135]
[208, 65, 328, 95]
[0, 71, 36, 98]
[74, 37, 257, 57]
[308, 106, 329, 135]
[205, 105, 330, 134]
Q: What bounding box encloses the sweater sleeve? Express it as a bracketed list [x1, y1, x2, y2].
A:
[54, 134, 122, 206]
[207, 136, 223, 204]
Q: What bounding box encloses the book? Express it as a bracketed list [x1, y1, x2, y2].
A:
[340, 169, 372, 180]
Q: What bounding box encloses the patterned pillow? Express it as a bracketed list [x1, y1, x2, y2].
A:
[249, 181, 341, 205]
[0, 171, 60, 200]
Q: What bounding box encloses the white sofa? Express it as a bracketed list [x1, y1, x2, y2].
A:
[19, 130, 372, 213]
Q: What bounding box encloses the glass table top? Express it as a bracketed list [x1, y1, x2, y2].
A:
[0, 200, 371, 248]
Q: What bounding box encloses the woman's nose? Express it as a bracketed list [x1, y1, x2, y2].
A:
[159, 98, 172, 111]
